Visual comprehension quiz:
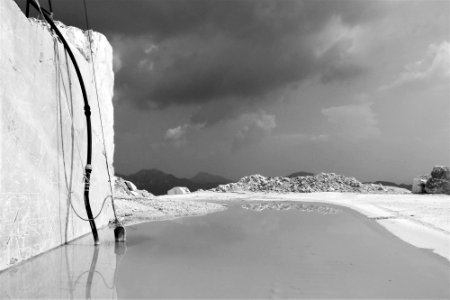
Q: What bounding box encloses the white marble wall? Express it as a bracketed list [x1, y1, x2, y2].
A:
[0, 0, 115, 271]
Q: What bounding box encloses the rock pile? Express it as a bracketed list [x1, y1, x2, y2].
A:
[212, 173, 409, 194]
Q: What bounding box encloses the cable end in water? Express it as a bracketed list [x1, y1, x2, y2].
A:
[114, 226, 126, 243]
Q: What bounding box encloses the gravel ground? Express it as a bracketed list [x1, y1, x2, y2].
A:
[113, 196, 226, 226]
[112, 176, 226, 226]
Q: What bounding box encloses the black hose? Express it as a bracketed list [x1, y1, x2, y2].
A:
[47, 0, 53, 15]
[27, 0, 99, 244]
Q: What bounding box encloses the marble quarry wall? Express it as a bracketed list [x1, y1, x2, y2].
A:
[0, 0, 115, 271]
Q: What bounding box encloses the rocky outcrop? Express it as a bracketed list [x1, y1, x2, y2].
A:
[212, 173, 410, 194]
[425, 166, 450, 195]
[190, 171, 231, 184]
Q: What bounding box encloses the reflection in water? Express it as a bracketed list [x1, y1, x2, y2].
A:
[241, 201, 341, 214]
[0, 230, 123, 299]
[1, 203, 450, 298]
[86, 246, 99, 299]
[115, 203, 450, 299]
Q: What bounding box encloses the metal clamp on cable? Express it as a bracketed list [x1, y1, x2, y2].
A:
[84, 164, 92, 192]
[83, 163, 99, 244]
[84, 105, 91, 117]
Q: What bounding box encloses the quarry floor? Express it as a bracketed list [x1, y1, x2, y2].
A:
[115, 191, 450, 262]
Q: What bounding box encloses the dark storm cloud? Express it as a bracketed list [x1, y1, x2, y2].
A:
[19, 0, 383, 40]
[17, 0, 382, 115]
[115, 33, 315, 109]
[108, 0, 384, 113]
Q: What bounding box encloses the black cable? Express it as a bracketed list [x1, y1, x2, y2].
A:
[27, 0, 99, 244]
[47, 0, 53, 14]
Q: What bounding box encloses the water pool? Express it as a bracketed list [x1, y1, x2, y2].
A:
[1, 201, 449, 298]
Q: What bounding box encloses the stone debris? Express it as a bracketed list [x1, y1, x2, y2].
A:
[241, 202, 341, 215]
[211, 173, 410, 194]
[425, 166, 450, 195]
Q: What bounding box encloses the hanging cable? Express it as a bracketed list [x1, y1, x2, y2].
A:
[54, 37, 109, 222]
[82, 0, 120, 222]
[27, 0, 123, 242]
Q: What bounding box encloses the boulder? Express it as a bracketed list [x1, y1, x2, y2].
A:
[412, 177, 427, 194]
[167, 186, 190, 195]
[430, 166, 450, 180]
[425, 166, 450, 194]
[124, 180, 137, 191]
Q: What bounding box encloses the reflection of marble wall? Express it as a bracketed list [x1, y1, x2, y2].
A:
[0, 0, 115, 271]
[0, 233, 122, 299]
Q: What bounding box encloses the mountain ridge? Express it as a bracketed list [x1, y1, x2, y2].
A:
[190, 171, 232, 183]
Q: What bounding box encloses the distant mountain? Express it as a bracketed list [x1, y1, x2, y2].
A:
[287, 171, 315, 178]
[121, 169, 191, 196]
[366, 181, 412, 191]
[120, 169, 231, 195]
[190, 171, 231, 184]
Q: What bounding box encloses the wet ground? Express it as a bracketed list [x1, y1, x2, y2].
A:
[1, 201, 449, 298]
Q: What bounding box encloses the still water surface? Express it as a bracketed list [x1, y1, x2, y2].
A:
[1, 201, 449, 298]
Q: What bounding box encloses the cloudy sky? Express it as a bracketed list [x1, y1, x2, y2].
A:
[20, 0, 449, 183]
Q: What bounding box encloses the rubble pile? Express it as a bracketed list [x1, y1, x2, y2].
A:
[212, 173, 409, 194]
